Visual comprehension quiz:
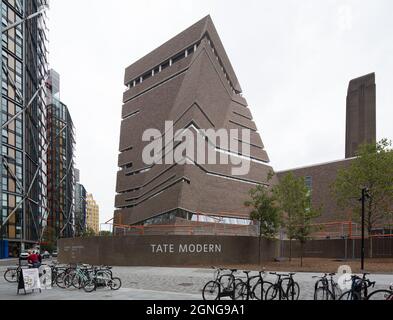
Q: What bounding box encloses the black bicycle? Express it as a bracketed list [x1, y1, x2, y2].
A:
[367, 284, 393, 300]
[92, 266, 122, 291]
[339, 273, 375, 300]
[202, 268, 239, 300]
[56, 264, 77, 288]
[313, 273, 342, 300]
[265, 272, 300, 300]
[234, 270, 272, 301]
[4, 266, 21, 283]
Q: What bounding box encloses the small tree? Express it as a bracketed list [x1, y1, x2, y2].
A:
[245, 184, 281, 265]
[81, 228, 97, 238]
[99, 231, 112, 237]
[332, 139, 393, 258]
[291, 196, 321, 267]
[274, 172, 321, 263]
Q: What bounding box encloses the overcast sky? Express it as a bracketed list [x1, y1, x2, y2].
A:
[47, 0, 393, 226]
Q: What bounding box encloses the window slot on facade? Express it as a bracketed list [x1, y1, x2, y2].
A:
[121, 163, 133, 171]
[142, 71, 152, 81]
[161, 60, 170, 70]
[123, 110, 140, 120]
[172, 51, 185, 64]
[121, 146, 133, 153]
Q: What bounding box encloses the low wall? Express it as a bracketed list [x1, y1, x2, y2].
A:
[58, 235, 279, 267]
[58, 236, 393, 267]
[286, 238, 393, 259]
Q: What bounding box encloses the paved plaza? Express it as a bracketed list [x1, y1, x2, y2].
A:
[0, 262, 392, 300]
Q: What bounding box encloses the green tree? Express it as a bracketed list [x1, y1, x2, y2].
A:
[99, 231, 112, 237]
[332, 139, 393, 258]
[81, 228, 97, 238]
[245, 183, 281, 265]
[290, 194, 321, 267]
[273, 172, 320, 264]
[41, 225, 57, 252]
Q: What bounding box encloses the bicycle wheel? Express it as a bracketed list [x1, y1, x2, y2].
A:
[286, 282, 300, 300]
[4, 269, 18, 283]
[234, 282, 248, 300]
[314, 287, 334, 300]
[367, 290, 393, 301]
[265, 284, 279, 300]
[252, 281, 273, 300]
[109, 277, 122, 291]
[56, 271, 68, 289]
[71, 274, 83, 289]
[63, 273, 75, 289]
[332, 284, 342, 300]
[83, 279, 96, 293]
[339, 290, 361, 300]
[202, 281, 220, 300]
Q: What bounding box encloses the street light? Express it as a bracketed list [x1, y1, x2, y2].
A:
[359, 187, 370, 271]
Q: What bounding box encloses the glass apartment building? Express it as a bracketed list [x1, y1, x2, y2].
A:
[74, 182, 87, 237]
[0, 0, 49, 258]
[46, 69, 75, 245]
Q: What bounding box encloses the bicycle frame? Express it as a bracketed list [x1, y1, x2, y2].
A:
[269, 273, 298, 301]
[210, 268, 238, 300]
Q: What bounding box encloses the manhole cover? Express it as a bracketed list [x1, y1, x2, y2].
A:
[178, 283, 194, 287]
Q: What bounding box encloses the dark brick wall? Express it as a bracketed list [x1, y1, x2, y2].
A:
[277, 159, 355, 223]
[346, 73, 376, 159]
[58, 236, 280, 267]
[58, 236, 393, 267]
[283, 238, 393, 259]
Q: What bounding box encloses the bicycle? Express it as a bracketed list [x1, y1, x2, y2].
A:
[313, 273, 342, 300]
[46, 263, 69, 286]
[202, 267, 239, 300]
[367, 284, 393, 300]
[56, 264, 77, 289]
[4, 263, 37, 283]
[234, 270, 272, 301]
[339, 273, 375, 300]
[93, 266, 122, 291]
[4, 266, 21, 283]
[265, 272, 300, 300]
[64, 264, 96, 292]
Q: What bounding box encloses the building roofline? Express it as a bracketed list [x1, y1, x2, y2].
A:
[276, 157, 357, 173]
[124, 15, 242, 92]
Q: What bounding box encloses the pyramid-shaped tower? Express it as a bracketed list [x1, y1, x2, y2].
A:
[115, 16, 274, 226]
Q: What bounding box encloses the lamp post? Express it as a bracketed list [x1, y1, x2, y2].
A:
[360, 188, 370, 271]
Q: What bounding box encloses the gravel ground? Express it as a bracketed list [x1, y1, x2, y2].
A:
[106, 266, 392, 300]
[1, 262, 392, 300]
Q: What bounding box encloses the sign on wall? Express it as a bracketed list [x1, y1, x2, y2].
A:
[150, 243, 222, 254]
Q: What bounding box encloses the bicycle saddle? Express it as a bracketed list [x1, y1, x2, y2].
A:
[329, 273, 336, 276]
[230, 269, 238, 272]
[243, 271, 251, 274]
